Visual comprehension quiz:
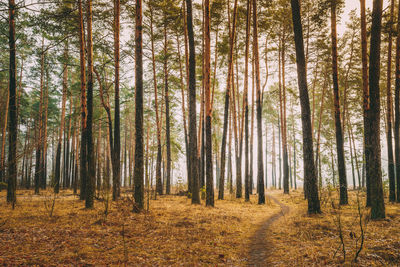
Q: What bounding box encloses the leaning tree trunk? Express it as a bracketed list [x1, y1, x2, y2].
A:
[367, 0, 385, 219]
[330, 0, 348, 205]
[290, 0, 321, 214]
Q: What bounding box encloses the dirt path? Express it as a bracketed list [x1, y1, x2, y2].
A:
[247, 195, 290, 266]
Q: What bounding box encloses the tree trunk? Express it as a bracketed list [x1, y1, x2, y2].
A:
[279, 39, 289, 194]
[244, 0, 251, 202]
[386, 0, 395, 202]
[112, 0, 121, 201]
[78, 0, 87, 201]
[34, 42, 45, 195]
[149, 5, 163, 196]
[218, 0, 238, 200]
[330, 0, 348, 205]
[1, 85, 9, 184]
[164, 16, 171, 195]
[85, 0, 95, 209]
[290, 0, 321, 214]
[252, 0, 265, 204]
[395, 0, 400, 203]
[7, 0, 17, 206]
[204, 0, 213, 206]
[367, 0, 385, 219]
[360, 0, 371, 206]
[134, 0, 144, 210]
[186, 0, 200, 204]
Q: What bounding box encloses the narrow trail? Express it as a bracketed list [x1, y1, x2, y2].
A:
[247, 195, 290, 266]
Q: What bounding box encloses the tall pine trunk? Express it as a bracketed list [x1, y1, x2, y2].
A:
[134, 0, 144, 210]
[290, 0, 321, 214]
[112, 0, 121, 201]
[186, 0, 200, 204]
[204, 0, 213, 206]
[85, 0, 95, 209]
[78, 0, 87, 201]
[252, 0, 265, 204]
[367, 0, 385, 219]
[244, 0, 251, 202]
[330, 0, 348, 205]
[218, 0, 238, 200]
[394, 0, 400, 203]
[386, 0, 396, 202]
[7, 0, 17, 206]
[164, 16, 171, 195]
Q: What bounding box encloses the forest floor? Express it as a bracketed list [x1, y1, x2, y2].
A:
[0, 189, 281, 265]
[0, 189, 399, 266]
[265, 190, 400, 266]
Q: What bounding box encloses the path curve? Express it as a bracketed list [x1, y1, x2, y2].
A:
[247, 195, 290, 266]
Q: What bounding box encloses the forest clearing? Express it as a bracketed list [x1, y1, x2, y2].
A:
[2, 0, 400, 265]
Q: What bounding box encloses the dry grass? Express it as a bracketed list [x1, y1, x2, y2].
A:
[0, 189, 280, 266]
[267, 189, 400, 266]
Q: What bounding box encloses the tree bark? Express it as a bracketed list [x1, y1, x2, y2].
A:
[218, 0, 238, 200]
[204, 0, 213, 206]
[395, 0, 400, 203]
[149, 5, 163, 196]
[290, 0, 321, 214]
[164, 15, 171, 195]
[252, 0, 265, 204]
[134, 0, 144, 210]
[7, 0, 17, 206]
[330, 0, 348, 205]
[244, 0, 251, 202]
[78, 0, 87, 201]
[360, 0, 371, 206]
[112, 0, 121, 201]
[386, 0, 396, 202]
[367, 0, 385, 219]
[85, 0, 95, 209]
